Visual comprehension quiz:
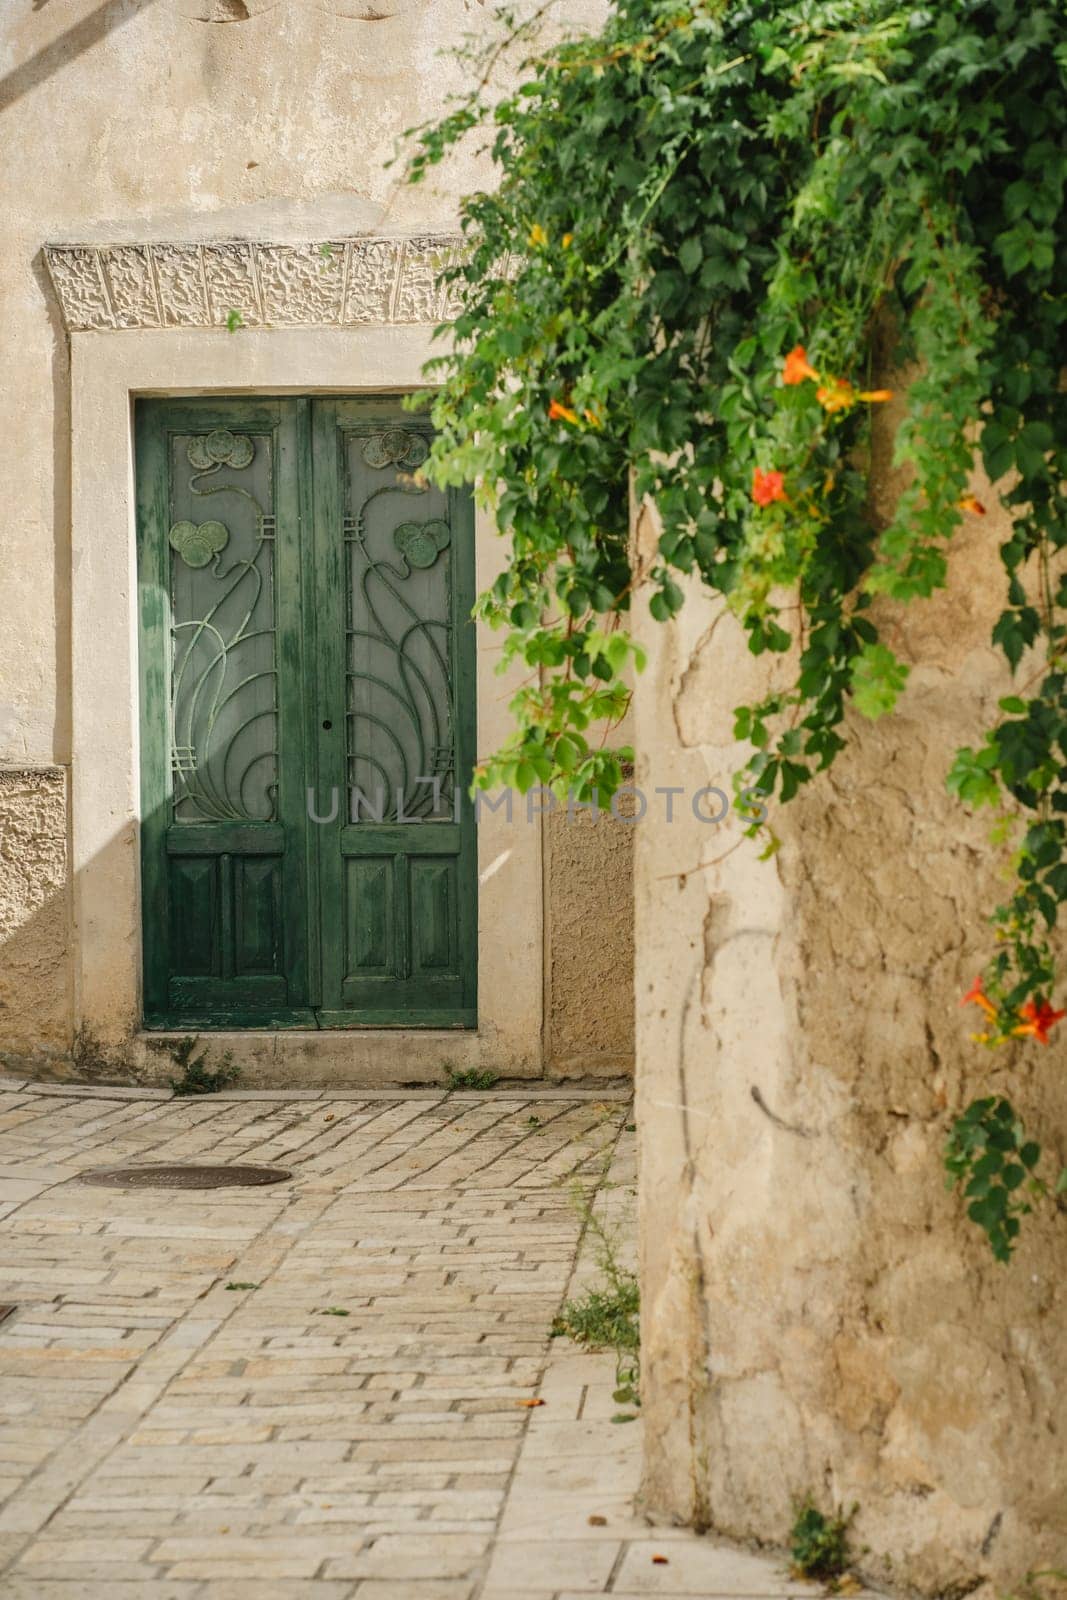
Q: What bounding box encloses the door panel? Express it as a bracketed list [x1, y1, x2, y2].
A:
[411, 859, 457, 973]
[138, 400, 314, 1028]
[344, 857, 394, 975]
[311, 400, 477, 1027]
[137, 396, 477, 1031]
[235, 857, 285, 976]
[169, 857, 219, 977]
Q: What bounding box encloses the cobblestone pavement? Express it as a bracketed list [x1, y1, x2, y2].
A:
[0, 1078, 814, 1599]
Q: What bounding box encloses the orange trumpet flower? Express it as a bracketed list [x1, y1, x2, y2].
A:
[1013, 997, 1066, 1045]
[816, 377, 893, 413]
[752, 468, 786, 507]
[783, 344, 819, 385]
[960, 975, 997, 1020]
[816, 378, 854, 413]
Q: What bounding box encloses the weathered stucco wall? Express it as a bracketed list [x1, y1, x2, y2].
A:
[0, 0, 624, 1074]
[545, 805, 634, 1079]
[0, 0, 603, 761]
[633, 493, 1067, 1593]
[0, 767, 70, 1064]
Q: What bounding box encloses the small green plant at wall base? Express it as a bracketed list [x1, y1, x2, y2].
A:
[553, 1179, 640, 1419]
[70, 1026, 112, 1078]
[552, 1277, 640, 1359]
[168, 1038, 241, 1098]
[553, 1281, 640, 1422]
[406, 0, 1067, 1260]
[444, 1065, 500, 1090]
[790, 1499, 856, 1584]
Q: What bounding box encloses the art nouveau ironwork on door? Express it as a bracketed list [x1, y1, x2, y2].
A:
[136, 397, 477, 1030]
[168, 426, 278, 826]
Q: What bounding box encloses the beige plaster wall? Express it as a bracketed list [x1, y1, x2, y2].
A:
[632, 487, 1067, 1592]
[0, 0, 606, 761]
[0, 767, 70, 1066]
[544, 804, 634, 1079]
[0, 0, 625, 1076]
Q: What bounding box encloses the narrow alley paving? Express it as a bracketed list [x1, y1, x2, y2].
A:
[0, 1078, 831, 1599]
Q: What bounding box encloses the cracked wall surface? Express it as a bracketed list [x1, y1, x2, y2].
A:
[632, 493, 1067, 1595]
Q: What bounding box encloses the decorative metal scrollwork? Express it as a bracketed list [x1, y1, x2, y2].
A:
[346, 431, 454, 822]
[168, 518, 230, 568]
[169, 431, 277, 824]
[187, 431, 255, 470]
[394, 518, 450, 570]
[361, 428, 429, 470]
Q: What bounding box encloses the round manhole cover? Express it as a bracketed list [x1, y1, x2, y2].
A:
[76, 1164, 292, 1190]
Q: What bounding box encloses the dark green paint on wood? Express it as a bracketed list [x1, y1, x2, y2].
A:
[136, 397, 478, 1031]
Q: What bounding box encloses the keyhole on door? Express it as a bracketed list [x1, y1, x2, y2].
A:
[322, 720, 333, 731]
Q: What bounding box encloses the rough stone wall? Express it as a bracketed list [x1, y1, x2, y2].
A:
[545, 806, 635, 1079]
[633, 494, 1067, 1594]
[0, 768, 70, 1063]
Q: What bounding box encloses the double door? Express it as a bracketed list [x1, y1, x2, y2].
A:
[136, 396, 477, 1029]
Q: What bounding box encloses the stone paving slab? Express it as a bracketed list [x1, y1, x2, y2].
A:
[0, 1082, 854, 1598]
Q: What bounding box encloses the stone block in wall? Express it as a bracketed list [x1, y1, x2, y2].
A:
[0, 767, 70, 1057]
[545, 801, 635, 1079]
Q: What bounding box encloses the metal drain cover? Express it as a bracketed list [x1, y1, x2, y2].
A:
[77, 1164, 292, 1190]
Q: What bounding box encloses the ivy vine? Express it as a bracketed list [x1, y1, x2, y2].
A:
[406, 0, 1067, 1258]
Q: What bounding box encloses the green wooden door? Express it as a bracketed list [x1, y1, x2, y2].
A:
[136, 397, 477, 1031]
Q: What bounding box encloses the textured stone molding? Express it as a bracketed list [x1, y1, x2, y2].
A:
[44, 236, 466, 332]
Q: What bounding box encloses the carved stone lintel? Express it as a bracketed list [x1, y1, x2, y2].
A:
[44, 236, 464, 333]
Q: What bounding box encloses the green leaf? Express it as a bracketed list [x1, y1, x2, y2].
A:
[554, 734, 581, 772]
[678, 237, 702, 275]
[850, 644, 910, 719]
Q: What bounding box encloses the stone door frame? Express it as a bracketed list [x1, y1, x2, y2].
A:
[61, 300, 544, 1082]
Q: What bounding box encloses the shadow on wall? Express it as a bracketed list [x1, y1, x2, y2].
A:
[0, 766, 144, 1078]
[0, 767, 72, 1070]
[0, 0, 165, 118]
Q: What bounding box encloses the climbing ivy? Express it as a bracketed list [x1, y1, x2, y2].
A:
[406, 0, 1067, 1257]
